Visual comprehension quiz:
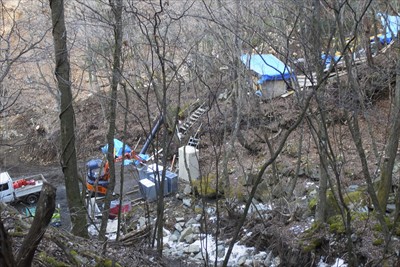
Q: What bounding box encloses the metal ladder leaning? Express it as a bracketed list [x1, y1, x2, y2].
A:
[178, 103, 208, 139]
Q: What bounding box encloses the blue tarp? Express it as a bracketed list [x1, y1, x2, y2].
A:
[378, 13, 400, 38]
[101, 139, 132, 158]
[372, 13, 400, 44]
[123, 154, 150, 166]
[321, 53, 341, 70]
[376, 34, 393, 45]
[241, 54, 292, 84]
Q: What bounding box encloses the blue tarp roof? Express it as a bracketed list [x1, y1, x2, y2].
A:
[241, 54, 292, 84]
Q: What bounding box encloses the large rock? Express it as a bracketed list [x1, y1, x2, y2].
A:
[184, 234, 195, 243]
[195, 214, 202, 221]
[176, 217, 185, 222]
[183, 198, 192, 207]
[169, 231, 180, 242]
[237, 255, 248, 266]
[184, 244, 200, 254]
[179, 226, 193, 242]
[185, 218, 197, 227]
[217, 244, 225, 258]
[174, 223, 183, 232]
[244, 259, 253, 266]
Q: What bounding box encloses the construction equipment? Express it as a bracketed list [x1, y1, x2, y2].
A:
[86, 159, 109, 195]
[140, 115, 164, 155]
[86, 151, 147, 196]
[0, 172, 45, 204]
[86, 114, 163, 196]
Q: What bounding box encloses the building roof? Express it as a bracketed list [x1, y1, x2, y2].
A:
[241, 54, 292, 84]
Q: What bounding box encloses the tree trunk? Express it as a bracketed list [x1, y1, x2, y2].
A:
[311, 0, 328, 224]
[363, 15, 374, 67]
[377, 48, 400, 210]
[99, 0, 123, 241]
[49, 0, 88, 238]
[150, 3, 169, 256]
[0, 217, 15, 267]
[16, 182, 56, 267]
[315, 133, 329, 222]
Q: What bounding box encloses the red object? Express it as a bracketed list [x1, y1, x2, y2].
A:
[109, 202, 132, 219]
[115, 150, 143, 163]
[13, 179, 34, 189]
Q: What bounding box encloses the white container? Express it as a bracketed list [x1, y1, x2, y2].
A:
[139, 178, 156, 201]
[178, 146, 200, 181]
[138, 163, 163, 180]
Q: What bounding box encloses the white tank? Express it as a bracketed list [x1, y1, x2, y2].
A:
[178, 146, 200, 181]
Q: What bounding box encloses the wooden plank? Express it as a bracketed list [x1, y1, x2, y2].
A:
[281, 90, 295, 98]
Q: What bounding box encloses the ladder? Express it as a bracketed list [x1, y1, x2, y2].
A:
[178, 103, 208, 138]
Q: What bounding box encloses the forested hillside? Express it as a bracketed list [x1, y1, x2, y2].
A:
[1, 1, 400, 266]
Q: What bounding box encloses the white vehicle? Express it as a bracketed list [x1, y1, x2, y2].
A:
[0, 172, 45, 204]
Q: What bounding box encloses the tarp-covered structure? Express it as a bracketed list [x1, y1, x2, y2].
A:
[322, 53, 341, 70]
[101, 139, 132, 158]
[241, 54, 292, 84]
[377, 13, 400, 44]
[241, 54, 292, 99]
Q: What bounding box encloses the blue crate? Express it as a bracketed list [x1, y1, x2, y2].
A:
[165, 170, 178, 194]
[149, 173, 169, 196]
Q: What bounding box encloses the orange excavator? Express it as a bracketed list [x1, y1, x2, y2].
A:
[86, 150, 145, 195]
[86, 159, 109, 195]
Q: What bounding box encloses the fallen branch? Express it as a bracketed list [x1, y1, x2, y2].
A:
[119, 225, 151, 246]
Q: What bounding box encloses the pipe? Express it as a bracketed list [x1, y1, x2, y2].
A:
[140, 115, 164, 154]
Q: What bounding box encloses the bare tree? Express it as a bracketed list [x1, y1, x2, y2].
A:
[49, 0, 88, 238]
[98, 0, 123, 241]
[377, 51, 400, 210]
[0, 1, 47, 113]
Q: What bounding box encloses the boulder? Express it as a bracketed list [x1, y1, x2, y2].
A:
[185, 244, 200, 254]
[179, 227, 193, 242]
[174, 223, 183, 232]
[183, 198, 192, 207]
[217, 244, 225, 258]
[184, 234, 195, 243]
[237, 255, 248, 266]
[185, 218, 197, 227]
